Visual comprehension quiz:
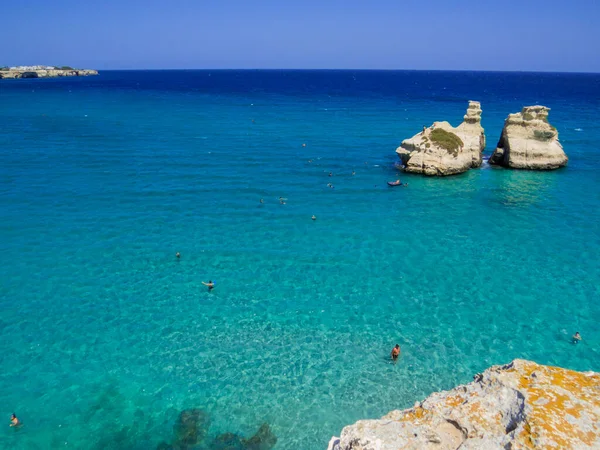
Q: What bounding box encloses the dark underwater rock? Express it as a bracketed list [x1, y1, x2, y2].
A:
[242, 423, 277, 450]
[158, 408, 275, 450]
[209, 432, 245, 450]
[173, 409, 210, 447]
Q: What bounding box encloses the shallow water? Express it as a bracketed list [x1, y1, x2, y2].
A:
[0, 70, 599, 449]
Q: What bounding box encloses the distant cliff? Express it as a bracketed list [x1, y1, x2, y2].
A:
[0, 67, 98, 79]
[328, 359, 600, 449]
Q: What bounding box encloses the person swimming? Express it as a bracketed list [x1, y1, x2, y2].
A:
[352, 171, 355, 175]
[311, 215, 316, 220]
[10, 414, 19, 427]
[260, 198, 264, 204]
[572, 332, 582, 343]
[391, 344, 401, 361]
[328, 172, 332, 177]
[202, 281, 215, 291]
[176, 252, 180, 259]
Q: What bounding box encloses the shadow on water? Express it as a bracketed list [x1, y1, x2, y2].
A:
[485, 167, 560, 208]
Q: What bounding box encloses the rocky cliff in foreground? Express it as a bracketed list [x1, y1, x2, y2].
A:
[327, 359, 600, 450]
[0, 68, 98, 79]
[396, 101, 485, 176]
[489, 106, 568, 170]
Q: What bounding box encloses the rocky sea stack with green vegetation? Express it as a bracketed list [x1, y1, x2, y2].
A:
[396, 100, 485, 176]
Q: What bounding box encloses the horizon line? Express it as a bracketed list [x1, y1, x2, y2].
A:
[90, 68, 600, 75]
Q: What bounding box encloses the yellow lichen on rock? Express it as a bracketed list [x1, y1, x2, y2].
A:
[512, 362, 600, 448]
[330, 360, 600, 450]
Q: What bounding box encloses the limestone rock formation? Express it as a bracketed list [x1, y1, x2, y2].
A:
[489, 106, 567, 170]
[328, 359, 600, 450]
[396, 101, 485, 176]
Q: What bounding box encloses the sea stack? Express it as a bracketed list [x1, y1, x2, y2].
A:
[489, 106, 568, 170]
[328, 359, 600, 450]
[396, 101, 485, 176]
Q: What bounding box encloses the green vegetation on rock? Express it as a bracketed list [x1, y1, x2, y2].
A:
[429, 128, 464, 156]
[533, 129, 556, 141]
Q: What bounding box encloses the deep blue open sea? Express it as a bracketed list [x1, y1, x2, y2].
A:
[1, 70, 599, 449]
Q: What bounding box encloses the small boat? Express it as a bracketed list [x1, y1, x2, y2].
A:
[387, 180, 402, 187]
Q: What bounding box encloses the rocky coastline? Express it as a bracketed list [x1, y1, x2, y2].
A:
[327, 359, 600, 450]
[0, 66, 98, 79]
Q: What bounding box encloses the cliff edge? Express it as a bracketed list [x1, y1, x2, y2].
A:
[328, 359, 600, 450]
[489, 106, 568, 170]
[396, 101, 485, 176]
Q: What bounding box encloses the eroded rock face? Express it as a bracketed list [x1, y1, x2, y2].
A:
[396, 101, 485, 176]
[329, 359, 600, 450]
[489, 106, 567, 170]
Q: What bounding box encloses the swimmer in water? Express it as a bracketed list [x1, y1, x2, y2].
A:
[176, 252, 180, 259]
[302, 143, 306, 147]
[260, 198, 264, 204]
[311, 215, 316, 220]
[391, 344, 401, 361]
[10, 414, 19, 427]
[202, 281, 215, 291]
[352, 171, 355, 175]
[572, 332, 582, 343]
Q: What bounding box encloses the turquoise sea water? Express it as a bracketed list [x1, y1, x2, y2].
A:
[0, 70, 599, 449]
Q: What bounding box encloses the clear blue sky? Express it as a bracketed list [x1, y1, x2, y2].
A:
[1, 0, 599, 72]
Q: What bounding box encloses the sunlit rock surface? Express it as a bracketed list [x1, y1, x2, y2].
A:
[328, 359, 600, 450]
[489, 106, 568, 170]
